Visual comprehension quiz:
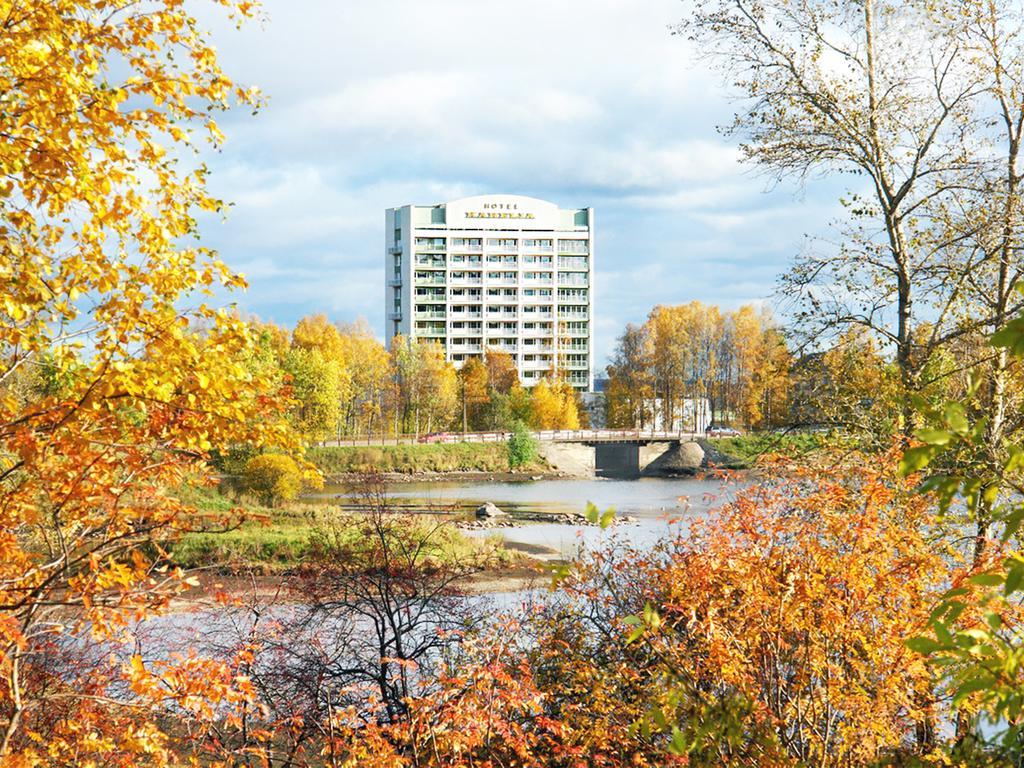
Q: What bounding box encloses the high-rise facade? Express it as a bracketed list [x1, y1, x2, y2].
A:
[385, 194, 593, 391]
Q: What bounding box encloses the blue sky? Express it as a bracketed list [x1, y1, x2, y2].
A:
[195, 0, 841, 367]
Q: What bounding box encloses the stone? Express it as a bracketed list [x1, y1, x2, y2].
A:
[475, 501, 507, 519]
[651, 441, 706, 475]
[675, 441, 705, 468]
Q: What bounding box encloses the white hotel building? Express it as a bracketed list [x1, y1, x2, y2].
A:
[385, 195, 594, 391]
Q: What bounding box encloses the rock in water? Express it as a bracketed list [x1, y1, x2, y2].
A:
[676, 441, 705, 468]
[653, 441, 706, 475]
[476, 502, 507, 519]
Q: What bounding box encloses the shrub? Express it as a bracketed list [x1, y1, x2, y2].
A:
[242, 454, 322, 507]
[507, 421, 538, 469]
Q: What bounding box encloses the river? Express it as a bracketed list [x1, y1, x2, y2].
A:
[319, 475, 745, 558]
[125, 475, 747, 670]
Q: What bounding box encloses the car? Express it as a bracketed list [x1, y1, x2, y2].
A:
[417, 432, 449, 444]
[706, 424, 742, 438]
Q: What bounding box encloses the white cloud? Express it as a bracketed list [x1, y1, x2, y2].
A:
[189, 0, 838, 367]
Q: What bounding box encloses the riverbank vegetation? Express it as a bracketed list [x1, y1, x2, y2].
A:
[706, 431, 827, 467]
[168, 484, 515, 572]
[10, 0, 1024, 766]
[307, 441, 549, 475]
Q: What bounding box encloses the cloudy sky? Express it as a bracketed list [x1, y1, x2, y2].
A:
[195, 0, 841, 366]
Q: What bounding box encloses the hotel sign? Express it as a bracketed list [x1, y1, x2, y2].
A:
[466, 212, 535, 220]
[447, 195, 558, 228]
[466, 203, 535, 219]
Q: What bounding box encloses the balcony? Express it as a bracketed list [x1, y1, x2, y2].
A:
[558, 242, 589, 255]
[415, 242, 446, 252]
[388, 245, 402, 255]
[388, 311, 402, 321]
[558, 276, 589, 287]
[415, 310, 446, 320]
[388, 277, 402, 287]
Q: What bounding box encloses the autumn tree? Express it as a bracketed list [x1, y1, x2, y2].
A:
[338, 319, 391, 436]
[485, 348, 520, 394]
[607, 303, 790, 431]
[605, 323, 653, 428]
[790, 328, 900, 439]
[282, 346, 345, 440]
[0, 1, 295, 764]
[391, 336, 458, 436]
[458, 356, 489, 432]
[529, 377, 581, 430]
[677, 0, 1024, 437]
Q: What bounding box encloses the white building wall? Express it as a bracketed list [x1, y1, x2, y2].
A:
[384, 195, 594, 391]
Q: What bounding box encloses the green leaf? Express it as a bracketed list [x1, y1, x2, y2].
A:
[547, 563, 573, 589]
[899, 445, 939, 475]
[916, 428, 953, 446]
[944, 403, 969, 435]
[1004, 508, 1024, 542]
[584, 501, 600, 525]
[599, 507, 616, 529]
[991, 317, 1024, 351]
[953, 673, 997, 705]
[1004, 564, 1024, 596]
[668, 727, 689, 756]
[969, 572, 1005, 588]
[906, 636, 943, 655]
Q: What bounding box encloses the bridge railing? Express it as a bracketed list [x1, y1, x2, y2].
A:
[318, 429, 699, 447]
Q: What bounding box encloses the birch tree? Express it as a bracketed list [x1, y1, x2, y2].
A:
[678, 0, 980, 429]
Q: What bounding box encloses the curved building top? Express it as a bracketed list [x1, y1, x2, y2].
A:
[407, 194, 590, 231]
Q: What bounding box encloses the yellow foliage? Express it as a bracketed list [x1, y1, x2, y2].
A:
[529, 378, 582, 429]
[242, 454, 321, 506]
[0, 1, 292, 764]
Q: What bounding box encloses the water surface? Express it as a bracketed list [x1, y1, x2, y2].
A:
[321, 476, 745, 557]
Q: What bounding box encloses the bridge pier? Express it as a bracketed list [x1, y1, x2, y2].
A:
[537, 442, 596, 477]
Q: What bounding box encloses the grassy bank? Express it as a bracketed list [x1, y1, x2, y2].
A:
[308, 442, 549, 476]
[168, 485, 509, 572]
[706, 432, 825, 468]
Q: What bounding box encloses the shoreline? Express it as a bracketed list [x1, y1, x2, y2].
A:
[171, 560, 556, 613]
[323, 466, 750, 485]
[326, 469, 576, 484]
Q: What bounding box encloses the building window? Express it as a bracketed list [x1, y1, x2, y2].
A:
[558, 239, 589, 254]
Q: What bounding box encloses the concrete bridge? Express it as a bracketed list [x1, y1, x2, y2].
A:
[537, 437, 704, 478]
[426, 429, 699, 445]
[323, 430, 705, 478]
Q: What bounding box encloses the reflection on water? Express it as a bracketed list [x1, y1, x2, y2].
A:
[316, 476, 746, 558]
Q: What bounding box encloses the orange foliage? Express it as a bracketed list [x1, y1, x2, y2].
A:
[629, 451, 969, 765]
[0, 1, 295, 764]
